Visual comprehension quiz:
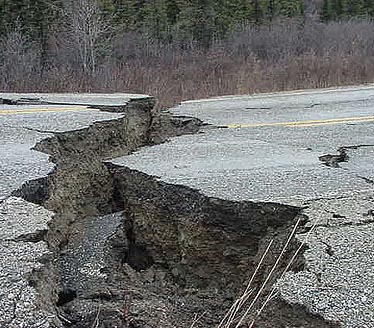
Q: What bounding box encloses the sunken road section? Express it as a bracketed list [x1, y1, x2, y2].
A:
[1, 95, 337, 328]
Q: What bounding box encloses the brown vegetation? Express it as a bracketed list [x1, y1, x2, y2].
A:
[1, 19, 374, 108]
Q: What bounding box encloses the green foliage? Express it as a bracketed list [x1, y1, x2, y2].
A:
[276, 0, 303, 17]
[139, 0, 171, 40]
[2, 0, 374, 49]
[0, 0, 60, 39]
[211, 0, 254, 35]
[99, 0, 116, 19]
[111, 0, 141, 29]
[322, 0, 374, 21]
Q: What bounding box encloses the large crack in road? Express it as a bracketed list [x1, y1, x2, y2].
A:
[5, 98, 340, 328]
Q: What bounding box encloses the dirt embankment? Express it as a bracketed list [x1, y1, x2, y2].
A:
[14, 98, 338, 328]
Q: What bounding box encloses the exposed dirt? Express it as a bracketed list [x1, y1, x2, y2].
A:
[14, 98, 338, 328]
[319, 148, 348, 168]
[319, 144, 374, 168]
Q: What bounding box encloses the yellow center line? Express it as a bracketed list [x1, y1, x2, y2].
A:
[0, 106, 90, 115]
[227, 115, 374, 129]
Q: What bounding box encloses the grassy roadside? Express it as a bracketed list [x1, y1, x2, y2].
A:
[2, 20, 374, 108]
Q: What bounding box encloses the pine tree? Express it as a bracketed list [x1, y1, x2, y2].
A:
[321, 0, 332, 21]
[332, 0, 343, 19]
[363, 0, 374, 17]
[141, 0, 171, 40]
[344, 0, 365, 17]
[212, 0, 254, 37]
[111, 0, 142, 30]
[0, 0, 60, 39]
[252, 0, 263, 24]
[276, 0, 303, 17]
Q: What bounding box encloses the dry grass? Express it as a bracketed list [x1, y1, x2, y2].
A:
[217, 239, 274, 328]
[91, 304, 101, 328]
[1, 19, 374, 108]
[217, 214, 320, 328]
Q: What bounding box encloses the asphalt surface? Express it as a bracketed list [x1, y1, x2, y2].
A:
[111, 85, 374, 327]
[112, 85, 374, 204]
[1, 88, 374, 327]
[0, 93, 148, 327]
[0, 93, 150, 200]
[0, 197, 53, 328]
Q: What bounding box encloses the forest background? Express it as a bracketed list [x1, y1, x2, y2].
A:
[1, 0, 374, 107]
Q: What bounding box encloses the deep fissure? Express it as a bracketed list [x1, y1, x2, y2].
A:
[319, 144, 374, 168]
[12, 99, 337, 328]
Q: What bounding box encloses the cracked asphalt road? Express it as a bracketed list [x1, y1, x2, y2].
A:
[113, 85, 374, 204]
[0, 93, 148, 327]
[0, 93, 148, 201]
[1, 87, 374, 327]
[112, 85, 374, 327]
[0, 197, 53, 328]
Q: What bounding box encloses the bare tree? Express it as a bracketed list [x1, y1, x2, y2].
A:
[303, 0, 325, 20]
[0, 27, 41, 90]
[62, 0, 111, 76]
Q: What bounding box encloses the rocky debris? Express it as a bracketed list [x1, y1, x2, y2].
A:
[0, 197, 61, 328]
[48, 162, 310, 327]
[1, 96, 157, 328]
[110, 165, 302, 289]
[59, 213, 124, 299]
[6, 96, 338, 328]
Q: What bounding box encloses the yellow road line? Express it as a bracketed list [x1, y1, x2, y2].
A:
[227, 116, 374, 129]
[0, 106, 90, 115]
[291, 119, 374, 127]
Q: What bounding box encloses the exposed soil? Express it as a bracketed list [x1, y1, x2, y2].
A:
[319, 144, 374, 168]
[14, 98, 338, 328]
[319, 148, 349, 168]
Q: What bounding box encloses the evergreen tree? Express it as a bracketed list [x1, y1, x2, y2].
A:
[213, 0, 253, 36]
[331, 0, 343, 19]
[178, 0, 215, 47]
[252, 0, 263, 24]
[111, 0, 143, 29]
[0, 0, 61, 66]
[363, 0, 374, 17]
[141, 0, 172, 40]
[321, 0, 332, 21]
[0, 0, 59, 38]
[2, 0, 374, 51]
[320, 0, 374, 20]
[344, 0, 365, 17]
[276, 0, 303, 17]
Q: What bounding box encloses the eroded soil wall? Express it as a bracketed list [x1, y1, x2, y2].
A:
[14, 98, 338, 328]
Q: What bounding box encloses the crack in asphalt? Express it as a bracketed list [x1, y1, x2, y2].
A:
[319, 148, 348, 168]
[312, 216, 374, 229]
[303, 194, 359, 204]
[22, 126, 56, 135]
[244, 97, 374, 112]
[0, 123, 55, 135]
[341, 144, 374, 150]
[357, 175, 374, 185]
[319, 144, 374, 169]
[3, 94, 373, 327]
[320, 240, 335, 257]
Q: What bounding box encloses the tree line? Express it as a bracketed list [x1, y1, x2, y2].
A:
[321, 0, 374, 21]
[1, 0, 374, 46]
[2, 0, 374, 103]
